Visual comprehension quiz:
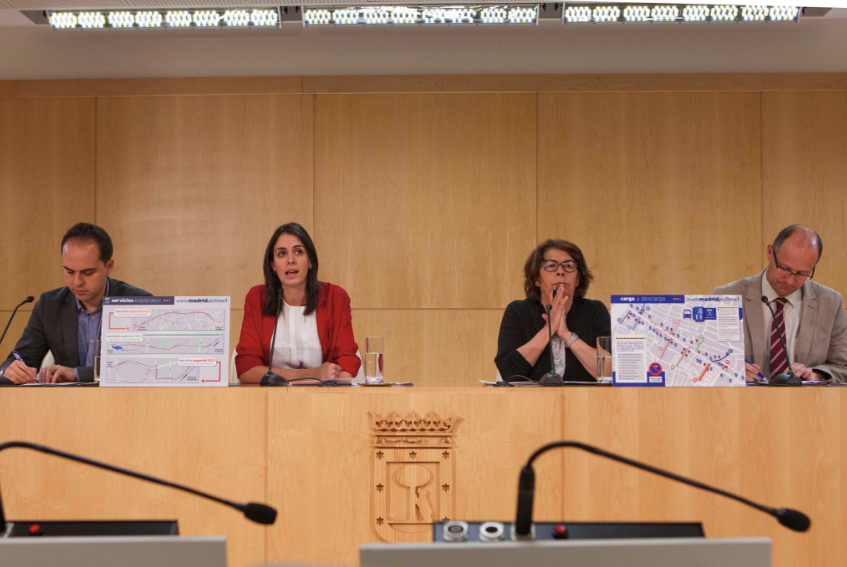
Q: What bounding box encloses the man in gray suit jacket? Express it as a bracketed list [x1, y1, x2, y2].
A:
[713, 225, 847, 383]
[0, 223, 151, 385]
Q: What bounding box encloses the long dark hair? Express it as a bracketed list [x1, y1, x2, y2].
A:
[523, 239, 594, 302]
[262, 223, 321, 317]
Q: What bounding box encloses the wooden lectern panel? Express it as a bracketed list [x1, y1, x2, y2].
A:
[268, 389, 564, 565]
[0, 389, 267, 567]
[1, 388, 843, 567]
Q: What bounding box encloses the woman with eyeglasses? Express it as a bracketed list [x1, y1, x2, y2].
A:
[495, 239, 610, 382]
[235, 222, 361, 384]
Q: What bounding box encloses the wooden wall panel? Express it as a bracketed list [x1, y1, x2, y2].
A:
[268, 389, 563, 565]
[763, 92, 847, 296]
[0, 98, 95, 310]
[0, 76, 302, 99]
[5, 74, 847, 99]
[351, 309, 503, 386]
[314, 94, 537, 309]
[96, 94, 314, 303]
[0, 310, 31, 362]
[303, 74, 847, 94]
[538, 93, 763, 305]
[229, 308, 244, 357]
[0, 389, 267, 567]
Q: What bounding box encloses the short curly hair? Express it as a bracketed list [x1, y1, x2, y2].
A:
[523, 239, 594, 302]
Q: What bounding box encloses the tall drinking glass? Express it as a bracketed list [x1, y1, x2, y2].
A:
[93, 339, 102, 383]
[597, 336, 613, 382]
[365, 337, 384, 385]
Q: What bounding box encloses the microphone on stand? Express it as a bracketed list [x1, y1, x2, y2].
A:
[514, 440, 810, 539]
[261, 291, 288, 386]
[760, 296, 802, 386]
[0, 440, 277, 536]
[0, 296, 34, 347]
[539, 288, 564, 387]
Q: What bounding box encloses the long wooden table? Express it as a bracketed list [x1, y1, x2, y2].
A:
[1, 387, 843, 567]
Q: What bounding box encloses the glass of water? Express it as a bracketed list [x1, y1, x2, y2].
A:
[93, 339, 102, 383]
[365, 336, 384, 384]
[596, 336, 612, 382]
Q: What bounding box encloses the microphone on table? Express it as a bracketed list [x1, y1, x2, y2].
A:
[0, 440, 277, 536]
[761, 296, 802, 386]
[539, 287, 564, 387]
[261, 291, 289, 386]
[0, 296, 34, 347]
[514, 440, 810, 539]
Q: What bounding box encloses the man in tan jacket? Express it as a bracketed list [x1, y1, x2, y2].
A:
[713, 225, 847, 383]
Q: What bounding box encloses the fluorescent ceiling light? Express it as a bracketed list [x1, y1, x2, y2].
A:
[45, 4, 805, 30]
[562, 4, 801, 23]
[47, 8, 280, 30]
[301, 5, 539, 26]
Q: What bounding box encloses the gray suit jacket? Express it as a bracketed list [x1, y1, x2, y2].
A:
[713, 270, 847, 383]
[0, 278, 152, 384]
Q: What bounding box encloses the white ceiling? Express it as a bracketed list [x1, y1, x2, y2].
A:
[1, 7, 846, 79]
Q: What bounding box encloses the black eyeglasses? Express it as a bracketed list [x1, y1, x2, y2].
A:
[773, 251, 815, 282]
[541, 259, 577, 273]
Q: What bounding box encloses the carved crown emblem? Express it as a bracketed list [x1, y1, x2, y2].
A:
[369, 411, 463, 543]
[369, 411, 463, 435]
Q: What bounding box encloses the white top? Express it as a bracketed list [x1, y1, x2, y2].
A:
[271, 301, 324, 370]
[761, 276, 802, 366]
[551, 335, 567, 377]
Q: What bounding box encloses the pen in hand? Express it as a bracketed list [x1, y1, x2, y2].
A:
[745, 358, 766, 383]
[12, 350, 37, 384]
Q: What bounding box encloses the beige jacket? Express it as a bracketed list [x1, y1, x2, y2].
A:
[713, 270, 847, 383]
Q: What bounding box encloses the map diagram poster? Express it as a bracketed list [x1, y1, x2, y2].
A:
[611, 295, 745, 387]
[100, 296, 230, 387]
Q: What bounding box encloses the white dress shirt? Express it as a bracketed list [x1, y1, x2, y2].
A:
[271, 301, 324, 370]
[761, 277, 802, 366]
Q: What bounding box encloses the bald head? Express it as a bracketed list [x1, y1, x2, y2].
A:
[766, 225, 822, 297]
[773, 225, 822, 261]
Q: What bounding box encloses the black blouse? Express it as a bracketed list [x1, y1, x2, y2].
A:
[495, 297, 611, 382]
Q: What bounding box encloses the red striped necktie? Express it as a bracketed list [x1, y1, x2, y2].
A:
[769, 297, 789, 377]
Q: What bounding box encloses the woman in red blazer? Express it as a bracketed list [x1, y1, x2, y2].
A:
[235, 223, 361, 383]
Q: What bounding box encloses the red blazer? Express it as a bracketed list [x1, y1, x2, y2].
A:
[235, 282, 361, 377]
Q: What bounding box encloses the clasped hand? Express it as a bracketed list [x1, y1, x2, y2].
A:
[541, 286, 573, 342]
[313, 362, 354, 381]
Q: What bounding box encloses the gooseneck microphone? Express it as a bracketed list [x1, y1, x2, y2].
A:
[539, 288, 564, 387]
[0, 296, 34, 347]
[760, 296, 801, 386]
[514, 440, 810, 539]
[261, 291, 288, 386]
[0, 441, 277, 536]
